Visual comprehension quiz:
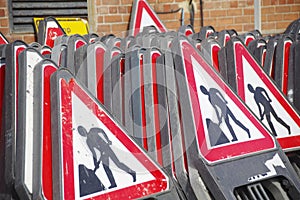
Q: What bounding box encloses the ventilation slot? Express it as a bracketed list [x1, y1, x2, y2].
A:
[10, 0, 88, 33]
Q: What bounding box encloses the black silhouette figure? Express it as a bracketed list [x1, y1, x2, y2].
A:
[247, 84, 291, 136]
[78, 126, 136, 189]
[200, 85, 251, 141]
[206, 118, 230, 146]
[79, 164, 105, 197]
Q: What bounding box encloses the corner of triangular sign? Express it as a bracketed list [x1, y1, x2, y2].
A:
[58, 76, 169, 199]
[130, 0, 167, 36]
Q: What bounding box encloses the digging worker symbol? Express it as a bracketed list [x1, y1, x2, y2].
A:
[247, 84, 290, 136]
[77, 126, 136, 189]
[200, 85, 251, 142]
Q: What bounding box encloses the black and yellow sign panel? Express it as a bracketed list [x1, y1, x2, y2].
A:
[34, 17, 89, 35]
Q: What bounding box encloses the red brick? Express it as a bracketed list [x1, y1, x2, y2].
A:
[148, 0, 157, 4]
[214, 25, 226, 32]
[104, 15, 122, 23]
[247, 0, 254, 6]
[216, 17, 234, 25]
[276, 21, 291, 29]
[97, 16, 104, 23]
[203, 19, 216, 27]
[109, 6, 118, 14]
[121, 0, 132, 4]
[221, 2, 230, 9]
[122, 14, 131, 22]
[158, 13, 177, 20]
[111, 23, 128, 32]
[98, 7, 109, 14]
[24, 35, 35, 44]
[227, 8, 243, 16]
[262, 7, 275, 14]
[0, 9, 5, 16]
[229, 24, 242, 32]
[0, 1, 7, 7]
[262, 22, 276, 30]
[0, 18, 8, 27]
[290, 5, 300, 12]
[267, 13, 283, 21]
[119, 6, 127, 13]
[158, 0, 173, 3]
[102, 0, 119, 5]
[210, 9, 227, 18]
[154, 4, 164, 12]
[283, 13, 299, 20]
[97, 24, 111, 34]
[203, 10, 210, 18]
[95, 0, 101, 6]
[234, 16, 251, 24]
[271, 0, 279, 5]
[275, 5, 291, 13]
[0, 28, 8, 35]
[261, 15, 267, 22]
[164, 3, 179, 11]
[238, 0, 247, 7]
[244, 8, 254, 15]
[243, 24, 255, 32]
[204, 2, 221, 9]
[127, 6, 132, 13]
[164, 21, 181, 30]
[262, 0, 272, 6]
[230, 0, 238, 8]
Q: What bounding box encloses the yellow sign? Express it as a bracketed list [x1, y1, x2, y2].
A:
[34, 17, 89, 35]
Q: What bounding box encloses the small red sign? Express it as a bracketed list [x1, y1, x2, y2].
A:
[130, 0, 167, 36]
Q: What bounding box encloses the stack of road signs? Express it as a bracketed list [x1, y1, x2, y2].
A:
[2, 0, 300, 199]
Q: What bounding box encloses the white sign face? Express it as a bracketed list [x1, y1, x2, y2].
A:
[71, 92, 155, 198]
[139, 8, 159, 32]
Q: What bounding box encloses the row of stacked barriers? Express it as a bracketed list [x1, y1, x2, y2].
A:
[2, 0, 300, 199]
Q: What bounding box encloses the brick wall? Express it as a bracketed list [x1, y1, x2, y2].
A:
[261, 0, 300, 34]
[93, 0, 300, 37]
[0, 0, 35, 43]
[0, 0, 299, 43]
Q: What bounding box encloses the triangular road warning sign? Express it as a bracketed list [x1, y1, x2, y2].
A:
[230, 39, 300, 151]
[172, 36, 276, 163]
[129, 0, 167, 36]
[50, 69, 169, 199]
